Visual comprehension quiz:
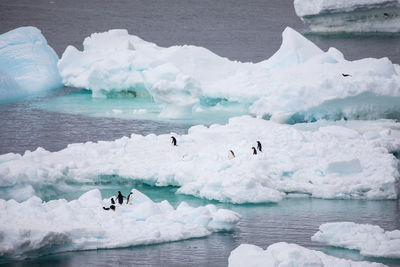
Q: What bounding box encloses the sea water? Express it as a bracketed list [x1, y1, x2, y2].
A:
[1, 0, 400, 266]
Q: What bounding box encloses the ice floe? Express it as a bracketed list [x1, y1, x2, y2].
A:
[0, 116, 399, 203]
[312, 222, 400, 258]
[294, 0, 400, 33]
[0, 188, 240, 259]
[228, 242, 385, 267]
[0, 27, 62, 102]
[58, 27, 400, 122]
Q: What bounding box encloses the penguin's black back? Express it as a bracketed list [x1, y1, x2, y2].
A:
[252, 147, 257, 155]
[171, 136, 177, 146]
[257, 141, 262, 152]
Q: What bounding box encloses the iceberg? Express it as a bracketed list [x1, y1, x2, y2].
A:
[0, 188, 240, 259]
[312, 222, 400, 258]
[0, 27, 62, 102]
[0, 116, 399, 203]
[228, 242, 385, 267]
[58, 27, 400, 122]
[294, 0, 400, 33]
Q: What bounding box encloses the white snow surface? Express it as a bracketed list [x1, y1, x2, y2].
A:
[312, 222, 400, 258]
[0, 116, 399, 203]
[228, 242, 386, 267]
[294, 0, 400, 17]
[0, 188, 240, 259]
[58, 27, 400, 121]
[0, 26, 62, 101]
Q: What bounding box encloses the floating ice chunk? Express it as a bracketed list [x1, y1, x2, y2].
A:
[0, 117, 399, 203]
[58, 27, 400, 122]
[0, 70, 26, 102]
[228, 242, 385, 267]
[0, 189, 240, 259]
[294, 0, 400, 33]
[0, 27, 62, 101]
[312, 222, 400, 258]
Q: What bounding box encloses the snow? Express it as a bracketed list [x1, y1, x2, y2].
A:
[294, 0, 400, 33]
[58, 27, 400, 122]
[294, 0, 400, 17]
[228, 242, 385, 267]
[0, 188, 240, 259]
[0, 116, 399, 203]
[0, 27, 62, 101]
[312, 222, 400, 258]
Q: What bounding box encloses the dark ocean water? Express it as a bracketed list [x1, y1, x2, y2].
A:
[1, 0, 400, 266]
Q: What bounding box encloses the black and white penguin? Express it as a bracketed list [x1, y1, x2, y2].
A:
[103, 205, 116, 211]
[342, 73, 351, 77]
[171, 136, 177, 146]
[228, 150, 235, 159]
[257, 141, 262, 152]
[252, 147, 257, 155]
[117, 191, 124, 205]
[126, 192, 133, 204]
[111, 197, 115, 205]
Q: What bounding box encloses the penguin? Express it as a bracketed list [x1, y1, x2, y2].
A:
[252, 147, 257, 155]
[117, 191, 124, 205]
[257, 141, 262, 152]
[228, 150, 235, 159]
[126, 192, 133, 204]
[342, 73, 351, 77]
[103, 205, 116, 211]
[171, 136, 177, 146]
[111, 197, 115, 205]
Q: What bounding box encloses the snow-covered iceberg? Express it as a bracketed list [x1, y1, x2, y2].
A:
[228, 242, 385, 267]
[58, 27, 400, 122]
[0, 188, 240, 259]
[294, 0, 400, 33]
[0, 116, 399, 203]
[312, 222, 400, 258]
[0, 27, 62, 102]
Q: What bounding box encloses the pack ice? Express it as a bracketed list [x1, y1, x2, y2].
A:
[0, 116, 399, 203]
[312, 222, 400, 258]
[0, 188, 240, 259]
[228, 242, 385, 267]
[294, 0, 400, 33]
[58, 27, 400, 122]
[0, 27, 62, 102]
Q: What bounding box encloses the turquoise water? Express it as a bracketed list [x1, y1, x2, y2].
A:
[33, 87, 250, 126]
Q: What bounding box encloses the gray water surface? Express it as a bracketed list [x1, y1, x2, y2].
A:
[1, 0, 400, 266]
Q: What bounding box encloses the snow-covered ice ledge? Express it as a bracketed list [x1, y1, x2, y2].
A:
[0, 116, 399, 203]
[58, 27, 400, 122]
[228, 242, 386, 267]
[0, 189, 240, 259]
[294, 0, 400, 33]
[312, 222, 400, 258]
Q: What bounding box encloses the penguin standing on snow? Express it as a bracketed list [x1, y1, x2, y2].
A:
[252, 147, 257, 155]
[111, 197, 115, 205]
[126, 192, 133, 204]
[117, 191, 125, 205]
[228, 150, 235, 159]
[257, 141, 262, 152]
[171, 136, 177, 146]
